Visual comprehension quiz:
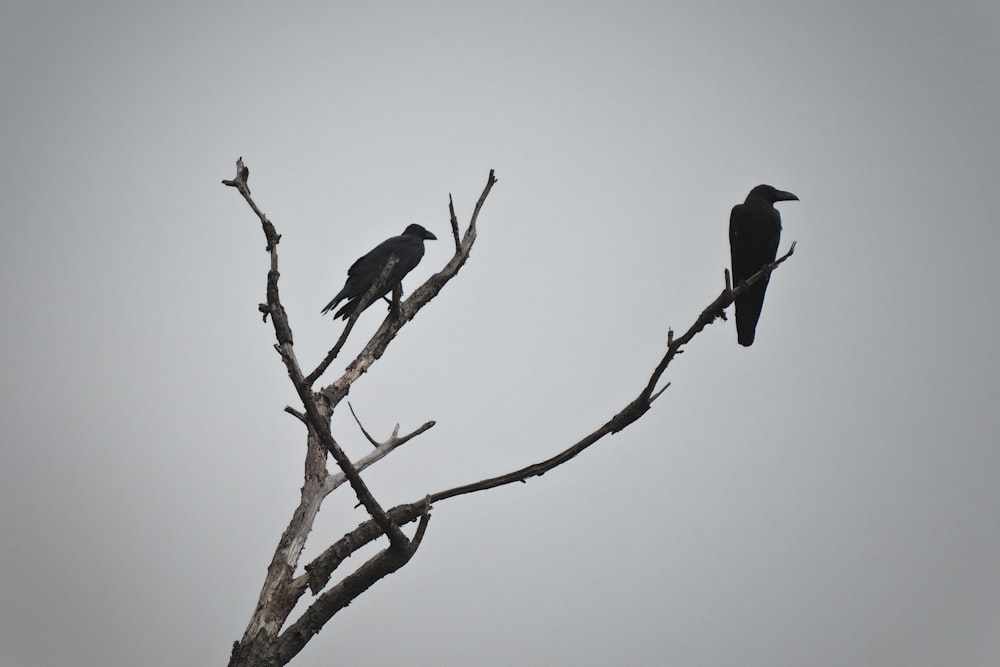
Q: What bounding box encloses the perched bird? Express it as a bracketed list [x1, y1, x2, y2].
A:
[729, 185, 799, 346]
[322, 223, 437, 320]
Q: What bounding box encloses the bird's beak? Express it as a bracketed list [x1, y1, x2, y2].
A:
[775, 190, 799, 202]
[424, 230, 438, 240]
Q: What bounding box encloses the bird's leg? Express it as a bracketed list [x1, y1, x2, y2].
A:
[390, 284, 403, 320]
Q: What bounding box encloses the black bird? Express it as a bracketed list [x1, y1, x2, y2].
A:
[322, 223, 437, 320]
[729, 185, 798, 346]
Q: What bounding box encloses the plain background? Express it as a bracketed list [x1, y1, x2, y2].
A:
[2, 2, 999, 666]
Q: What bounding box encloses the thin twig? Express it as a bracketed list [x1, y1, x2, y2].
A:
[346, 402, 436, 450]
[347, 402, 381, 447]
[318, 417, 435, 498]
[448, 194, 460, 251]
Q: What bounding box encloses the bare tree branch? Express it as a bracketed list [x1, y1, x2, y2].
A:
[225, 158, 794, 666]
[223, 159, 406, 549]
[225, 162, 497, 666]
[221, 156, 251, 196]
[347, 402, 435, 450]
[348, 401, 386, 447]
[333, 422, 434, 486]
[231, 499, 430, 667]
[639, 241, 796, 400]
[303, 501, 432, 594]
[238, 427, 330, 643]
[448, 193, 460, 251]
[224, 160, 418, 654]
[275, 500, 433, 665]
[434, 242, 798, 502]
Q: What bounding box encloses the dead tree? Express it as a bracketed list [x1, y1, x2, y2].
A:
[222, 159, 795, 667]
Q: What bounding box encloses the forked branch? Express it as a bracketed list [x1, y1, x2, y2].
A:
[348, 402, 436, 449]
[225, 159, 793, 667]
[223, 158, 405, 548]
[225, 162, 497, 667]
[276, 500, 432, 664]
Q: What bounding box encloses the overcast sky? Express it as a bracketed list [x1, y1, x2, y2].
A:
[2, 2, 999, 666]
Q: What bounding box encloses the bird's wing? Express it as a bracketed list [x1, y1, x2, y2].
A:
[384, 238, 426, 284]
[346, 237, 399, 280]
[325, 233, 429, 319]
[729, 204, 749, 283]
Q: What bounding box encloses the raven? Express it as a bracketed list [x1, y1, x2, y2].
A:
[322, 223, 437, 320]
[729, 185, 798, 346]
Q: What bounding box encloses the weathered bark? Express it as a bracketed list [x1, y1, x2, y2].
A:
[223, 160, 795, 666]
[224, 162, 498, 667]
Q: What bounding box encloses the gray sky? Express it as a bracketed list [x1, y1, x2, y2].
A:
[2, 2, 999, 666]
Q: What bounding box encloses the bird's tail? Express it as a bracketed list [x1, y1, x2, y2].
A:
[734, 281, 768, 347]
[736, 319, 756, 346]
[320, 298, 340, 315]
[333, 298, 361, 320]
[321, 287, 350, 315]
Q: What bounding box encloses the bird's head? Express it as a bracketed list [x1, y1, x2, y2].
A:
[402, 223, 437, 241]
[747, 184, 799, 205]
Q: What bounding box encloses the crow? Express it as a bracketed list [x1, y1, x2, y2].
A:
[729, 185, 798, 346]
[322, 223, 437, 320]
